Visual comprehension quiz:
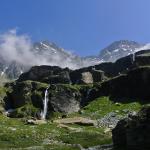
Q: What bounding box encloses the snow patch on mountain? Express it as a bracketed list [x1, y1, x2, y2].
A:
[98, 40, 144, 62]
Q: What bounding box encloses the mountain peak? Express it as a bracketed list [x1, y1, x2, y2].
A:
[99, 40, 143, 62]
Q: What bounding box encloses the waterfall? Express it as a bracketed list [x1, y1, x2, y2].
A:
[132, 53, 135, 63]
[41, 86, 50, 120]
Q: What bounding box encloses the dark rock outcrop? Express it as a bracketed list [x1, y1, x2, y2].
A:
[4, 81, 47, 110]
[48, 84, 81, 113]
[18, 65, 105, 84]
[70, 67, 105, 84]
[134, 49, 150, 66]
[18, 66, 72, 84]
[87, 49, 150, 77]
[112, 119, 128, 149]
[112, 106, 150, 150]
[90, 66, 150, 101]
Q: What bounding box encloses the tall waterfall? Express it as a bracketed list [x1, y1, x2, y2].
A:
[132, 53, 135, 63]
[41, 86, 50, 120]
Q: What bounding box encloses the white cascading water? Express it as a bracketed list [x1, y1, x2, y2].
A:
[41, 86, 50, 120]
[132, 53, 135, 63]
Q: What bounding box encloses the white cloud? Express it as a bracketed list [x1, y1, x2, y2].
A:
[0, 29, 36, 65]
[0, 29, 83, 69]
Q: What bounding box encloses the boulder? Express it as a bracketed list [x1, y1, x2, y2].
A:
[26, 119, 47, 125]
[48, 84, 81, 113]
[80, 72, 93, 84]
[112, 106, 150, 150]
[112, 119, 128, 149]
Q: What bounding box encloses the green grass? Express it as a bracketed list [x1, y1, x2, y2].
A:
[14, 103, 41, 118]
[58, 127, 111, 148]
[69, 96, 142, 120]
[80, 97, 142, 119]
[44, 144, 80, 150]
[0, 114, 111, 149]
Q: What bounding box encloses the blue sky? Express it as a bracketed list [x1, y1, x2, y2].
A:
[0, 0, 150, 56]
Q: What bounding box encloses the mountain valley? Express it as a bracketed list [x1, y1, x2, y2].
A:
[0, 41, 150, 150]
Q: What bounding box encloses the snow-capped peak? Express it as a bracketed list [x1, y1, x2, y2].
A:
[98, 40, 144, 62]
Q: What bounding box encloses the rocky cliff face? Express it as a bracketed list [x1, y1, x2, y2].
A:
[0, 40, 145, 80]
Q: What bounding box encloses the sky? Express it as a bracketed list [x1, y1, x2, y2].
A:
[0, 0, 150, 56]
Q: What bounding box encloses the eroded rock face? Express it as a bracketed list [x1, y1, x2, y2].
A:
[112, 106, 150, 150]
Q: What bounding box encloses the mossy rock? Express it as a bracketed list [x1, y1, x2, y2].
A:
[8, 103, 41, 118]
[4, 81, 83, 118]
[4, 81, 48, 110]
[47, 84, 81, 114]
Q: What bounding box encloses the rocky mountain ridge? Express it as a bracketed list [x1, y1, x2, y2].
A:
[98, 40, 143, 62]
[0, 40, 146, 79]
